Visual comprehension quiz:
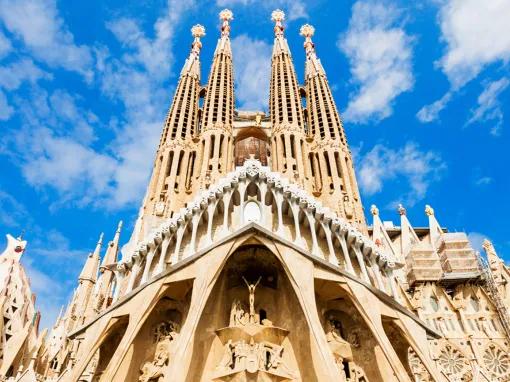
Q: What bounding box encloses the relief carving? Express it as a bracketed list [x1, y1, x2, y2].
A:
[138, 320, 179, 382]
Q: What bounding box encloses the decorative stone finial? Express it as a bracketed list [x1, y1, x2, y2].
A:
[425, 204, 434, 216]
[191, 24, 206, 38]
[300, 24, 316, 57]
[219, 9, 233, 37]
[300, 24, 315, 38]
[370, 204, 379, 216]
[271, 9, 285, 36]
[116, 220, 123, 233]
[398, 204, 406, 216]
[190, 24, 205, 55]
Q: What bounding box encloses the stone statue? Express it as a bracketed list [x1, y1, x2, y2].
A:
[325, 318, 353, 365]
[217, 340, 235, 370]
[138, 320, 179, 382]
[234, 340, 249, 369]
[139, 339, 170, 382]
[153, 321, 179, 343]
[229, 299, 248, 327]
[242, 276, 261, 323]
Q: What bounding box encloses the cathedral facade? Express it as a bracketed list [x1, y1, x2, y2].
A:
[2, 9, 510, 382]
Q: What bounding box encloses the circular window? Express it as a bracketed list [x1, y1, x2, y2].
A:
[483, 344, 510, 377]
[244, 201, 261, 222]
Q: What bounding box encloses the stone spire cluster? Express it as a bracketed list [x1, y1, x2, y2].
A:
[139, 8, 365, 240]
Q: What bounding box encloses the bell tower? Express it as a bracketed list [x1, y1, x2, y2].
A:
[300, 24, 365, 228]
[199, 9, 235, 188]
[269, 10, 310, 189]
[139, 24, 206, 238]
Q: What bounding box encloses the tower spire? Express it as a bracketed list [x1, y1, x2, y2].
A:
[300, 24, 365, 228]
[141, 25, 206, 231]
[94, 221, 123, 313]
[199, 9, 235, 187]
[300, 24, 326, 78]
[269, 10, 308, 186]
[181, 24, 205, 77]
[271, 9, 290, 55]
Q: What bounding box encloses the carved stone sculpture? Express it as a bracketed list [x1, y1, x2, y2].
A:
[139, 339, 170, 382]
[242, 276, 262, 324]
[138, 320, 180, 382]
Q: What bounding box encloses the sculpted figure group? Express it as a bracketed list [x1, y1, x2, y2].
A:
[138, 321, 180, 382]
[217, 338, 288, 374]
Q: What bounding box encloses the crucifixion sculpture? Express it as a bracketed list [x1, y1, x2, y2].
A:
[242, 276, 262, 323]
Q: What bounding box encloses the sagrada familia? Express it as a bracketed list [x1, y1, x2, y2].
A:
[1, 9, 510, 382]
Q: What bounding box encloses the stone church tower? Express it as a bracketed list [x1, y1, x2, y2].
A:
[3, 9, 510, 382]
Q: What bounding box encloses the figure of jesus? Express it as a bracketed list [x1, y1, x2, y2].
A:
[242, 276, 261, 321]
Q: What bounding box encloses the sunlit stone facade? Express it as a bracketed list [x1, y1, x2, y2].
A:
[2, 9, 510, 382]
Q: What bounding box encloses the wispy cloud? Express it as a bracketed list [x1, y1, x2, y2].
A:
[1, 0, 196, 210]
[0, 0, 93, 79]
[466, 77, 509, 136]
[0, 89, 13, 120]
[339, 0, 414, 123]
[417, 0, 510, 122]
[232, 34, 271, 110]
[0, 29, 11, 58]
[416, 91, 452, 123]
[475, 176, 493, 186]
[357, 142, 446, 206]
[0, 58, 52, 91]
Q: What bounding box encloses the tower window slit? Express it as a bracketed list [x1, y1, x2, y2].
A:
[166, 151, 174, 178]
[174, 150, 184, 191]
[324, 152, 332, 177]
[334, 152, 342, 179]
[210, 135, 215, 159]
[309, 153, 315, 177]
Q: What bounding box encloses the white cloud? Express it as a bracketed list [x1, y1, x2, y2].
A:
[0, 0, 93, 78]
[466, 77, 509, 136]
[232, 34, 271, 110]
[20, 128, 118, 206]
[0, 89, 12, 120]
[475, 176, 493, 186]
[0, 189, 29, 228]
[339, 0, 414, 123]
[1, 0, 196, 210]
[416, 91, 452, 123]
[417, 0, 510, 122]
[357, 142, 445, 206]
[437, 0, 510, 89]
[0, 29, 11, 58]
[0, 58, 52, 91]
[216, 0, 307, 21]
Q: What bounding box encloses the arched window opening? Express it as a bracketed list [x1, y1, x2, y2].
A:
[234, 135, 269, 166]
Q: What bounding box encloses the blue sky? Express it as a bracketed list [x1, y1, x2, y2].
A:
[0, 0, 509, 329]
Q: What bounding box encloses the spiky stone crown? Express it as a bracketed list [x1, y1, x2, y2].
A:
[191, 24, 205, 38]
[300, 24, 315, 38]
